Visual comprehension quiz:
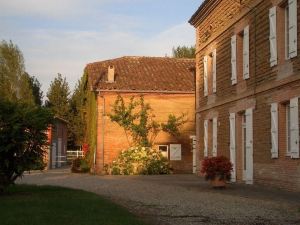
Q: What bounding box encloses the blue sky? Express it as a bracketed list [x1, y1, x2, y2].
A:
[0, 0, 202, 96]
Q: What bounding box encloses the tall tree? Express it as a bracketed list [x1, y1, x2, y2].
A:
[24, 73, 43, 106]
[68, 77, 87, 149]
[46, 73, 70, 120]
[0, 40, 34, 104]
[172, 45, 196, 58]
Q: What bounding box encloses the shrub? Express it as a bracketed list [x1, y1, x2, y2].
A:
[108, 146, 170, 175]
[71, 157, 90, 173]
[0, 101, 53, 192]
[201, 156, 233, 181]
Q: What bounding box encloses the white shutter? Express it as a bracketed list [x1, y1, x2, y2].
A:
[212, 49, 217, 93]
[212, 117, 218, 157]
[57, 138, 62, 167]
[243, 26, 250, 79]
[269, 7, 278, 67]
[288, 0, 298, 58]
[204, 120, 208, 157]
[245, 108, 253, 184]
[203, 56, 208, 96]
[271, 103, 279, 158]
[229, 113, 236, 182]
[231, 35, 237, 85]
[290, 97, 299, 158]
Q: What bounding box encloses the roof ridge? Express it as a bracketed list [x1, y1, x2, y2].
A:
[87, 56, 195, 67]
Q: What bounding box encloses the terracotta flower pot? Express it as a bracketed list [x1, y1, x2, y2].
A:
[210, 176, 226, 188]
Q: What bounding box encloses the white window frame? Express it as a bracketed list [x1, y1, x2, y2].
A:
[203, 56, 208, 96]
[285, 0, 298, 59]
[286, 103, 291, 156]
[231, 35, 237, 85]
[243, 25, 250, 80]
[285, 4, 290, 60]
[212, 49, 217, 93]
[269, 6, 278, 67]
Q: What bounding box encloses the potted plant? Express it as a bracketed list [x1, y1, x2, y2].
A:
[201, 156, 233, 188]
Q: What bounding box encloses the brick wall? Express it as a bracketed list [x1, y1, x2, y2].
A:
[193, 0, 300, 191]
[96, 92, 195, 174]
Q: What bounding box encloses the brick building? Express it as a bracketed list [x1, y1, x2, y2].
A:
[85, 56, 196, 174]
[189, 0, 300, 191]
[45, 117, 68, 169]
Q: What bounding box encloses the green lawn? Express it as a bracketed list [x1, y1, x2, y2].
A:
[0, 185, 146, 225]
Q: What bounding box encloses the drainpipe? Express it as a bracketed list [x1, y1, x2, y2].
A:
[100, 95, 106, 173]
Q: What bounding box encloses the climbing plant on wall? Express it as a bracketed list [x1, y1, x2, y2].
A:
[109, 95, 187, 147]
[81, 71, 97, 167]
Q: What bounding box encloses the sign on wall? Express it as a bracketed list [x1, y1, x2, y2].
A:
[170, 144, 182, 161]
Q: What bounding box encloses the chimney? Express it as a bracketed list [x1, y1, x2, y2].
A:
[107, 65, 115, 83]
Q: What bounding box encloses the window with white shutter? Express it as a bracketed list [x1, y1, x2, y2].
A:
[204, 120, 208, 157]
[287, 0, 297, 59]
[243, 26, 250, 79]
[212, 49, 217, 93]
[271, 103, 278, 158]
[231, 35, 237, 85]
[290, 97, 299, 158]
[269, 7, 278, 67]
[203, 56, 208, 96]
[229, 113, 236, 182]
[212, 117, 218, 157]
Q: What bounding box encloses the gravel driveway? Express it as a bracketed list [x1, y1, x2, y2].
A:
[18, 168, 300, 225]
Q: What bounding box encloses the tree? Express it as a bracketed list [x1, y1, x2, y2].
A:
[68, 77, 87, 149]
[109, 95, 187, 147]
[172, 45, 196, 58]
[46, 73, 70, 120]
[24, 73, 43, 106]
[0, 101, 53, 192]
[0, 40, 35, 104]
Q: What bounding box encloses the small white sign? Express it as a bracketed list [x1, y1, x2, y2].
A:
[170, 144, 181, 161]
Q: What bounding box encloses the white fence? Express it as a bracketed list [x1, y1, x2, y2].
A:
[66, 150, 84, 163]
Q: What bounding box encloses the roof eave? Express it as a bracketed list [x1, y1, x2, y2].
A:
[96, 89, 195, 94]
[188, 0, 221, 27]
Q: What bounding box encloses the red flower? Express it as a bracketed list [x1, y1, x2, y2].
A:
[82, 143, 89, 156]
[201, 156, 233, 181]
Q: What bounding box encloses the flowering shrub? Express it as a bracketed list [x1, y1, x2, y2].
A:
[71, 157, 90, 173]
[82, 143, 89, 156]
[107, 146, 170, 175]
[201, 156, 233, 181]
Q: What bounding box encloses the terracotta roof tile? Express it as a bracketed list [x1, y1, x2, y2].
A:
[85, 56, 195, 92]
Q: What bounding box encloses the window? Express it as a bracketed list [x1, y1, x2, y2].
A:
[158, 145, 168, 159]
[231, 25, 249, 84]
[203, 49, 216, 96]
[203, 118, 217, 157]
[273, 98, 299, 159]
[275, 0, 298, 63]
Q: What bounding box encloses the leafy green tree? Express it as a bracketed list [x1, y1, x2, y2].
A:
[0, 40, 35, 104]
[0, 101, 53, 192]
[109, 95, 186, 147]
[68, 77, 87, 149]
[172, 45, 196, 58]
[46, 73, 70, 120]
[24, 73, 43, 106]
